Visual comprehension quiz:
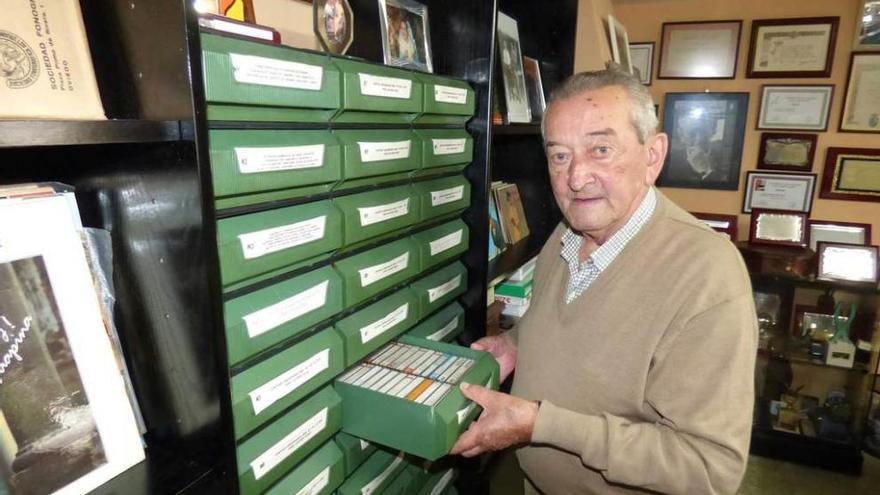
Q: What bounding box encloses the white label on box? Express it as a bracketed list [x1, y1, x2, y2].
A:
[427, 316, 460, 342]
[358, 198, 409, 227]
[429, 229, 464, 256]
[250, 408, 328, 480]
[432, 138, 466, 156]
[457, 402, 476, 424]
[230, 53, 323, 90]
[428, 274, 462, 303]
[358, 252, 410, 287]
[235, 144, 325, 174]
[359, 439, 370, 450]
[361, 454, 404, 495]
[429, 470, 455, 495]
[295, 466, 330, 495]
[434, 85, 468, 104]
[430, 185, 465, 206]
[199, 17, 275, 41]
[359, 73, 412, 99]
[359, 304, 409, 344]
[243, 280, 329, 338]
[239, 216, 326, 260]
[358, 140, 411, 162]
[249, 349, 330, 415]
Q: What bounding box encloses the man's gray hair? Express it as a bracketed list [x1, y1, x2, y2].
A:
[541, 68, 659, 144]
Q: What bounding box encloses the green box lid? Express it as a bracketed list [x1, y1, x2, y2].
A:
[414, 129, 473, 169]
[332, 58, 423, 124]
[407, 302, 465, 343]
[412, 220, 469, 272]
[334, 287, 420, 367]
[264, 440, 345, 495]
[410, 262, 468, 318]
[333, 237, 421, 308]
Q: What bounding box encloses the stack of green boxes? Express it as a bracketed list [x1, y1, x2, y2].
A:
[201, 31, 484, 494]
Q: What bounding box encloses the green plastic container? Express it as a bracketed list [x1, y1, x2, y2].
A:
[333, 129, 422, 190]
[407, 302, 465, 343]
[332, 58, 423, 124]
[412, 220, 469, 272]
[413, 176, 471, 223]
[337, 449, 408, 495]
[333, 185, 419, 246]
[333, 287, 420, 366]
[414, 74, 475, 125]
[414, 129, 473, 169]
[410, 262, 468, 318]
[263, 439, 345, 495]
[334, 432, 377, 476]
[333, 237, 420, 308]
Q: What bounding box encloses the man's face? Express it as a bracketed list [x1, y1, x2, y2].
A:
[544, 86, 666, 242]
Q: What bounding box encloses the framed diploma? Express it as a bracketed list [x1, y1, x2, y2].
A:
[839, 52, 880, 133]
[807, 220, 871, 251]
[757, 133, 817, 171]
[691, 212, 738, 240]
[658, 20, 742, 79]
[629, 42, 654, 85]
[757, 85, 834, 131]
[746, 17, 838, 78]
[748, 209, 808, 248]
[742, 171, 816, 213]
[854, 1, 880, 51]
[816, 242, 879, 284]
[819, 147, 880, 203]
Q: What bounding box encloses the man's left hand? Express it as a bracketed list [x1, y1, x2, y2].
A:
[449, 382, 539, 457]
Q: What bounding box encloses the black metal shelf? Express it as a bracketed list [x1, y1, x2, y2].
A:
[492, 123, 542, 136]
[488, 235, 543, 282]
[750, 427, 863, 475]
[0, 120, 184, 148]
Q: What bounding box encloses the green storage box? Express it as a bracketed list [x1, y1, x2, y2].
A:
[224, 266, 343, 366]
[495, 278, 533, 299]
[209, 129, 342, 209]
[337, 450, 408, 495]
[231, 327, 344, 439]
[415, 468, 456, 495]
[217, 200, 342, 289]
[237, 386, 342, 495]
[332, 58, 423, 124]
[264, 440, 345, 495]
[384, 464, 425, 495]
[333, 185, 420, 247]
[333, 130, 423, 190]
[407, 302, 465, 343]
[413, 176, 471, 223]
[414, 74, 475, 125]
[201, 33, 340, 122]
[334, 287, 420, 366]
[334, 432, 377, 476]
[410, 262, 468, 318]
[412, 220, 469, 272]
[334, 335, 499, 460]
[333, 237, 420, 307]
[414, 129, 473, 170]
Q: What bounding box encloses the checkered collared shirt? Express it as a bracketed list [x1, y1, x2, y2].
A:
[560, 188, 657, 304]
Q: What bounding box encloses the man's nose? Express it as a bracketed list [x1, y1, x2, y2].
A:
[567, 154, 594, 191]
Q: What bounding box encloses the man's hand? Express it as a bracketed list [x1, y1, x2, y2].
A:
[471, 335, 517, 383]
[449, 382, 539, 457]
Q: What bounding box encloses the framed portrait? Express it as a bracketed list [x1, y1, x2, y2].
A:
[756, 85, 833, 131]
[658, 20, 742, 79]
[629, 42, 654, 85]
[855, 0, 880, 50]
[658, 92, 749, 190]
[607, 15, 633, 74]
[746, 17, 838, 78]
[497, 12, 531, 123]
[522, 56, 546, 121]
[816, 242, 879, 284]
[819, 147, 880, 203]
[756, 133, 817, 171]
[314, 0, 354, 55]
[742, 171, 816, 213]
[839, 52, 880, 133]
[748, 209, 808, 248]
[378, 0, 432, 72]
[690, 211, 738, 240]
[807, 220, 871, 251]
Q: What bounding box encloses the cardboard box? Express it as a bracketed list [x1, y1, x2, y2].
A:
[332, 58, 423, 124]
[333, 184, 419, 246]
[415, 73, 475, 125]
[414, 129, 473, 169]
[334, 287, 420, 366]
[333, 237, 420, 307]
[334, 432, 376, 476]
[263, 439, 345, 495]
[412, 220, 469, 272]
[495, 278, 533, 299]
[333, 130, 423, 190]
[337, 449, 408, 495]
[413, 176, 471, 223]
[410, 262, 468, 317]
[407, 302, 465, 343]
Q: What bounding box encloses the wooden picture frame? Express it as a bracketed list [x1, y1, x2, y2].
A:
[378, 0, 433, 72]
[629, 42, 654, 85]
[691, 212, 738, 240]
[746, 17, 838, 78]
[839, 52, 880, 133]
[658, 20, 742, 79]
[854, 0, 880, 51]
[756, 133, 817, 171]
[816, 242, 879, 284]
[749, 209, 808, 248]
[819, 147, 880, 203]
[757, 85, 834, 131]
[807, 220, 872, 251]
[742, 171, 816, 213]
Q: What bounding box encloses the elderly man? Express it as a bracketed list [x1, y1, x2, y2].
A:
[450, 69, 757, 494]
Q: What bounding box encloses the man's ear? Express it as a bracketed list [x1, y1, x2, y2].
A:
[645, 132, 668, 185]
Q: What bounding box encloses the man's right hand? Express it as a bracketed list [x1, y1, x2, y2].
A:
[471, 335, 517, 383]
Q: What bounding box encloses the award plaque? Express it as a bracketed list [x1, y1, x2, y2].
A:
[757, 133, 817, 171]
[749, 209, 808, 247]
[819, 147, 880, 203]
[807, 220, 871, 251]
[742, 171, 816, 213]
[816, 242, 879, 284]
[691, 212, 738, 240]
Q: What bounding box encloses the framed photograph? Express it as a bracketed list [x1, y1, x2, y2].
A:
[497, 12, 531, 123]
[791, 304, 819, 337]
[742, 171, 817, 213]
[748, 209, 808, 248]
[757, 133, 817, 171]
[746, 17, 838, 78]
[855, 0, 880, 50]
[757, 85, 834, 131]
[522, 56, 546, 121]
[629, 42, 654, 84]
[314, 0, 354, 55]
[819, 147, 880, 203]
[691, 211, 738, 240]
[840, 52, 880, 133]
[658, 92, 749, 190]
[658, 20, 742, 79]
[816, 242, 879, 284]
[378, 0, 433, 72]
[607, 15, 633, 74]
[807, 220, 871, 251]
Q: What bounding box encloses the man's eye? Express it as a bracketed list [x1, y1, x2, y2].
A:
[550, 152, 568, 163]
[594, 146, 611, 155]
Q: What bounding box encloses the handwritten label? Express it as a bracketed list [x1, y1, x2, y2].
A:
[429, 469, 455, 495]
[431, 138, 466, 156]
[430, 185, 465, 206]
[359, 304, 409, 344]
[250, 407, 328, 480]
[358, 252, 409, 287]
[359, 73, 412, 99]
[428, 274, 462, 303]
[230, 53, 323, 90]
[358, 140, 411, 163]
[434, 85, 468, 104]
[429, 229, 463, 256]
[235, 144, 325, 174]
[249, 349, 330, 415]
[238, 216, 326, 260]
[0, 315, 32, 385]
[243, 280, 329, 338]
[295, 466, 330, 495]
[426, 316, 459, 342]
[361, 453, 404, 495]
[358, 198, 409, 227]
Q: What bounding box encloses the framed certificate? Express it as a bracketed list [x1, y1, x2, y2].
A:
[757, 133, 817, 171]
[691, 212, 738, 240]
[819, 147, 880, 203]
[816, 242, 879, 284]
[746, 17, 838, 78]
[854, 1, 880, 51]
[658, 20, 742, 79]
[629, 42, 654, 85]
[839, 52, 880, 133]
[742, 171, 816, 213]
[807, 220, 871, 251]
[748, 209, 808, 247]
[757, 85, 833, 131]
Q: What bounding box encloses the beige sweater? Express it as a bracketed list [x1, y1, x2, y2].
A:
[508, 192, 757, 494]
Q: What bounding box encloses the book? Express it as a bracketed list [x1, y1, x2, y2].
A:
[494, 183, 530, 244]
[487, 193, 505, 260]
[197, 13, 281, 44]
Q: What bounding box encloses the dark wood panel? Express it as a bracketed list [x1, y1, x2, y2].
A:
[0, 120, 181, 148]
